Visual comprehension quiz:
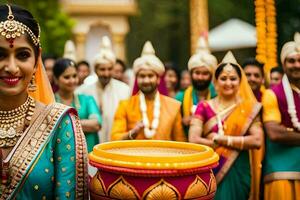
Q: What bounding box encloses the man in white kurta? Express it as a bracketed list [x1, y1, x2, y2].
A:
[76, 36, 130, 143]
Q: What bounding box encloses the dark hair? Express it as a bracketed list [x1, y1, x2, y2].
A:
[0, 4, 40, 61]
[270, 66, 284, 74]
[241, 57, 264, 77]
[115, 59, 127, 72]
[77, 60, 90, 70]
[164, 62, 180, 90]
[215, 63, 242, 79]
[53, 58, 77, 79]
[42, 54, 56, 64]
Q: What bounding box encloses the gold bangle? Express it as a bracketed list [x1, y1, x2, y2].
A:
[227, 136, 233, 147]
[240, 137, 244, 150]
[286, 127, 294, 132]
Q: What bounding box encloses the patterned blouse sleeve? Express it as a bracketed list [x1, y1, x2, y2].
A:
[53, 113, 87, 199]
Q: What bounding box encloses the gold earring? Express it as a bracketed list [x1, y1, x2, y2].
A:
[28, 74, 37, 92]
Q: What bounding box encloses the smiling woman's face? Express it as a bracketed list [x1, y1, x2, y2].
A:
[0, 35, 36, 98]
[215, 67, 241, 98]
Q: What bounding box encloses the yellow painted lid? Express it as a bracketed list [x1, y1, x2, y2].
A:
[89, 140, 219, 170]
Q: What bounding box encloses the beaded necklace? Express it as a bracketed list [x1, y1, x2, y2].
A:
[0, 96, 35, 148]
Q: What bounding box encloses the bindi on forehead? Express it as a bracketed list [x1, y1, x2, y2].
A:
[0, 36, 34, 53]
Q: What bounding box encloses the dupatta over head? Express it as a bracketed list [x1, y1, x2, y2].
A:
[28, 49, 55, 105]
[212, 51, 262, 199]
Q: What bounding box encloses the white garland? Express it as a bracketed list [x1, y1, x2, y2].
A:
[139, 92, 160, 138]
[282, 74, 300, 131]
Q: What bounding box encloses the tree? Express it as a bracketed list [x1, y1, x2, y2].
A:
[126, 0, 189, 69]
[276, 0, 300, 49]
[3, 0, 74, 57]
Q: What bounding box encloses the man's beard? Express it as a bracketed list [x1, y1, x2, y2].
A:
[248, 81, 260, 91]
[192, 79, 211, 91]
[99, 76, 111, 86]
[139, 83, 157, 94]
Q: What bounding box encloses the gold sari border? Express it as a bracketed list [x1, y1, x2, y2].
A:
[215, 102, 262, 184]
[215, 152, 239, 184]
[1, 103, 87, 199]
[240, 102, 262, 136]
[1, 103, 64, 199]
[70, 113, 89, 199]
[203, 103, 237, 136]
[264, 172, 300, 183]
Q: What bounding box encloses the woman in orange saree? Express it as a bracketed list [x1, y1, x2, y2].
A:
[189, 51, 264, 200]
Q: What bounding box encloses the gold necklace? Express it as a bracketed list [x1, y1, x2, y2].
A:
[0, 96, 35, 148]
[214, 97, 237, 113]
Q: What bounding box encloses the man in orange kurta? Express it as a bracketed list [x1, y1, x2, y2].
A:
[111, 41, 186, 141]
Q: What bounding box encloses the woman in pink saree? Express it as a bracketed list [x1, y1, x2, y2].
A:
[189, 51, 264, 200]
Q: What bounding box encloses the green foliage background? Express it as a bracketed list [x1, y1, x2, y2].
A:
[126, 0, 189, 69]
[126, 0, 300, 69]
[1, 0, 74, 57]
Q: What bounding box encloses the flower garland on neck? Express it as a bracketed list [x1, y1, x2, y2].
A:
[282, 74, 300, 131]
[139, 91, 160, 138]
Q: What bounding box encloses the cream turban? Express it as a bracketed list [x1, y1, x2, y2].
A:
[133, 41, 165, 76]
[280, 32, 300, 64]
[94, 36, 116, 65]
[188, 36, 218, 73]
[63, 40, 77, 62]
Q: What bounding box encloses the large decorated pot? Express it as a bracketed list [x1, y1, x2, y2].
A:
[89, 140, 219, 200]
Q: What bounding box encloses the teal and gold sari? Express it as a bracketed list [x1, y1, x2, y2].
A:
[0, 103, 88, 199]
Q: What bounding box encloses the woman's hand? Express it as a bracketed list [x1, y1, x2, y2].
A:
[207, 132, 221, 149]
[80, 119, 101, 132]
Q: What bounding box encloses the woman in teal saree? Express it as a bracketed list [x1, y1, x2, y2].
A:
[0, 4, 88, 199]
[53, 58, 102, 152]
[189, 52, 264, 200]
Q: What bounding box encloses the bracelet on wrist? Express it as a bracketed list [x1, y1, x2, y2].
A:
[227, 136, 233, 147]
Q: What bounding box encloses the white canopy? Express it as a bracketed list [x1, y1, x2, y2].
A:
[208, 18, 257, 52]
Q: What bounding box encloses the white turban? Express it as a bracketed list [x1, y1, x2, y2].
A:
[63, 40, 77, 62]
[94, 36, 116, 65]
[280, 32, 300, 64]
[188, 37, 217, 73]
[133, 41, 165, 76]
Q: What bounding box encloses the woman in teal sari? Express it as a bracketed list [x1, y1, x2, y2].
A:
[53, 58, 102, 152]
[0, 4, 88, 199]
[189, 52, 264, 200]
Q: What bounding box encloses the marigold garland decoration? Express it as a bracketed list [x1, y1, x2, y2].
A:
[255, 0, 278, 81]
[255, 0, 267, 64]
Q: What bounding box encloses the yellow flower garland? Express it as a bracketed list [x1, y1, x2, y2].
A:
[255, 0, 278, 83]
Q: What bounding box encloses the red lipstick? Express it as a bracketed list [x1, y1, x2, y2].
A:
[1, 77, 20, 86]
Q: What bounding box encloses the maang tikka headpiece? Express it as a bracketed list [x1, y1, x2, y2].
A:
[222, 51, 237, 74]
[0, 4, 40, 48]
